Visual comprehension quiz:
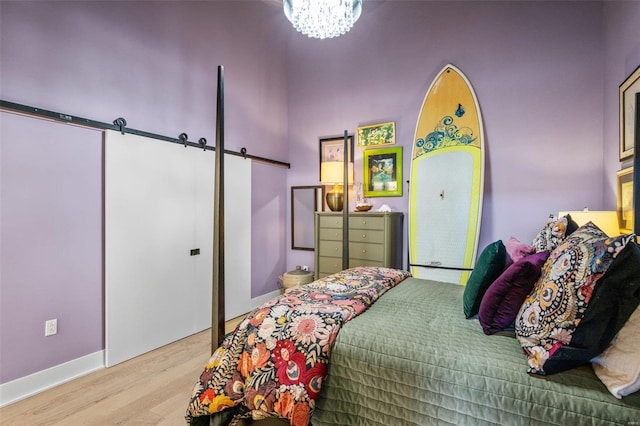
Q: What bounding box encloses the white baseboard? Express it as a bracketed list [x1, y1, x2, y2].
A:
[1, 291, 280, 408]
[0, 350, 104, 408]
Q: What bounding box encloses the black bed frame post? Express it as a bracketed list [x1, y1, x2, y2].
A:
[342, 130, 350, 270]
[212, 65, 226, 352]
[634, 92, 640, 237]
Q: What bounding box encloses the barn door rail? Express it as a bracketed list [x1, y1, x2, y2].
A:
[0, 99, 290, 169]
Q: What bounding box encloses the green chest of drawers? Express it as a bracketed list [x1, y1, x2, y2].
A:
[314, 212, 404, 279]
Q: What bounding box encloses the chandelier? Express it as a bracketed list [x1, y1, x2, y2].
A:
[283, 0, 363, 40]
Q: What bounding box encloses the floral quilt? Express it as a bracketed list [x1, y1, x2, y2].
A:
[186, 266, 411, 425]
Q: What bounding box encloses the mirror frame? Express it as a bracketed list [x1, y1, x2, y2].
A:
[291, 185, 324, 251]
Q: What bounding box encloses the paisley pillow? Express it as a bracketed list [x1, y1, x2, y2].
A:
[556, 241, 640, 378]
[515, 222, 636, 375]
[531, 216, 568, 252]
[563, 220, 609, 244]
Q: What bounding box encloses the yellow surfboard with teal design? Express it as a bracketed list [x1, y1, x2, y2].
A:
[408, 64, 484, 285]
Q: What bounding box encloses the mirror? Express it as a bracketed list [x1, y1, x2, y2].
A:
[291, 185, 323, 250]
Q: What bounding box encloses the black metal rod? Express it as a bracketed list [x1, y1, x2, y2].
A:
[0, 99, 290, 169]
[212, 66, 226, 352]
[408, 263, 474, 271]
[342, 130, 350, 270]
[224, 148, 290, 169]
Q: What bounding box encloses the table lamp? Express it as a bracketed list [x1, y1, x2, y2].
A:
[321, 161, 354, 211]
[558, 209, 621, 237]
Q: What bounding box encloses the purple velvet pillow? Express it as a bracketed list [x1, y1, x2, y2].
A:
[479, 251, 550, 335]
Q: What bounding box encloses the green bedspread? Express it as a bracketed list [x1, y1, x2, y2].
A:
[312, 278, 640, 425]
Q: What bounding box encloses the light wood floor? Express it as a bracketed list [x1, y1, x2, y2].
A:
[0, 316, 246, 426]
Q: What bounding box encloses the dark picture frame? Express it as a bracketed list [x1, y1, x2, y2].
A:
[363, 146, 403, 197]
[318, 135, 354, 181]
[619, 64, 640, 161]
[617, 166, 634, 234]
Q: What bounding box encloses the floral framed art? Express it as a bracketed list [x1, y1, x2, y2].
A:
[619, 65, 640, 161]
[357, 121, 396, 148]
[617, 166, 634, 234]
[363, 146, 403, 197]
[318, 135, 354, 181]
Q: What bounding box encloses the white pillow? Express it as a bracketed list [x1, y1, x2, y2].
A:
[592, 306, 640, 399]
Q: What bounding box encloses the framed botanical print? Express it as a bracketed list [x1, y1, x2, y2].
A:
[363, 146, 403, 197]
[619, 65, 640, 161]
[357, 122, 396, 147]
[318, 135, 354, 181]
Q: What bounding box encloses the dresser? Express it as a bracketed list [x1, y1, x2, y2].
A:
[314, 212, 404, 279]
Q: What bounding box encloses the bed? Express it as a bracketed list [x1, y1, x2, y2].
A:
[195, 71, 639, 423]
[186, 237, 640, 425]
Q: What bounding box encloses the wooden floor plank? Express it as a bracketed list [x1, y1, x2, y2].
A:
[0, 314, 249, 426]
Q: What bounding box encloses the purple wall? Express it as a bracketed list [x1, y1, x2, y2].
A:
[0, 0, 289, 158]
[251, 163, 288, 298]
[602, 2, 640, 208]
[286, 1, 637, 270]
[0, 113, 103, 383]
[1, 1, 289, 384]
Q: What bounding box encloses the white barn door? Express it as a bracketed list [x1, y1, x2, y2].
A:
[105, 130, 250, 367]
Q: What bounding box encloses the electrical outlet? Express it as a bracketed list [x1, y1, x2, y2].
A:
[45, 319, 57, 336]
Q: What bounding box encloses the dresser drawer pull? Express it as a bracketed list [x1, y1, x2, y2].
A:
[361, 249, 367, 253]
[362, 234, 367, 238]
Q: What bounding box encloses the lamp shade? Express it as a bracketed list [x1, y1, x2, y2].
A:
[320, 162, 354, 185]
[559, 210, 621, 237]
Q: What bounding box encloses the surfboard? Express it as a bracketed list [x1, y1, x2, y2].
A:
[408, 64, 484, 285]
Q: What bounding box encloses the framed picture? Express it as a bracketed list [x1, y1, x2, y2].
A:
[619, 65, 640, 161]
[617, 166, 634, 233]
[363, 146, 403, 197]
[357, 121, 396, 148]
[318, 135, 354, 180]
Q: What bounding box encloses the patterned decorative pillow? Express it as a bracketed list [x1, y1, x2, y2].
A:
[515, 222, 636, 375]
[478, 250, 549, 335]
[549, 240, 640, 376]
[531, 215, 569, 252]
[463, 240, 508, 319]
[562, 220, 608, 244]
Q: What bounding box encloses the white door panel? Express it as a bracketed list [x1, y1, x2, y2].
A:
[105, 131, 251, 367]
